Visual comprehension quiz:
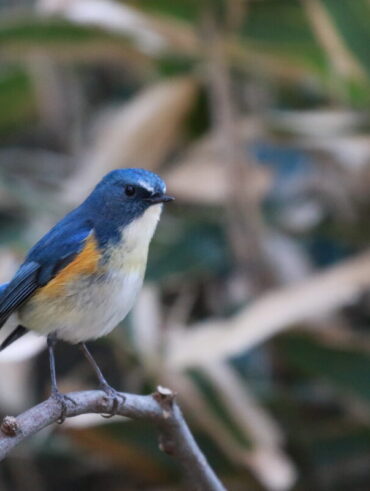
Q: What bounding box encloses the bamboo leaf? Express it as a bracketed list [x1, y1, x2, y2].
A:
[278, 334, 370, 403]
[0, 17, 148, 63]
[320, 0, 370, 77]
[167, 251, 370, 369]
[0, 68, 36, 133]
[241, 0, 327, 72]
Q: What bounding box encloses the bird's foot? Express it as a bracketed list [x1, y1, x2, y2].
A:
[100, 383, 125, 418]
[50, 389, 76, 424]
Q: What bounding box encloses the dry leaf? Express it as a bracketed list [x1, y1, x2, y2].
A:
[165, 118, 271, 204]
[166, 251, 370, 368]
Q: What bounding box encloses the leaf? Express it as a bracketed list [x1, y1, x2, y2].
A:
[0, 67, 36, 134]
[127, 0, 200, 23]
[166, 251, 370, 369]
[0, 17, 148, 63]
[241, 0, 326, 72]
[302, 0, 367, 83]
[38, 0, 198, 56]
[320, 0, 370, 77]
[278, 334, 370, 403]
[147, 213, 231, 281]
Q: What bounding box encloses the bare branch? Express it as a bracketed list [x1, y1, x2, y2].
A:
[167, 251, 370, 369]
[0, 387, 226, 491]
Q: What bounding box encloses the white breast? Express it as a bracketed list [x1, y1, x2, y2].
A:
[19, 204, 163, 343]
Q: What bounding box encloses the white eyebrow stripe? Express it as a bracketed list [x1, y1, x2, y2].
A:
[136, 179, 166, 194]
[137, 179, 155, 193]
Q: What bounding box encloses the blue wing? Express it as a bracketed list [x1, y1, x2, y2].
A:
[0, 207, 93, 330]
[0, 262, 40, 326]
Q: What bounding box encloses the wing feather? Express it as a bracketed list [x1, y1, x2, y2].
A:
[0, 216, 94, 330]
[0, 262, 40, 327]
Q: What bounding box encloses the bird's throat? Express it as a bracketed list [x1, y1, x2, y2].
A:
[106, 204, 162, 271]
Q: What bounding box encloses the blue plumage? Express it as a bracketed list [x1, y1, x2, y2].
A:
[0, 167, 174, 420]
[0, 168, 172, 346]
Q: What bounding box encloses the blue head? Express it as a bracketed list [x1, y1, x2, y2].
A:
[83, 168, 174, 245]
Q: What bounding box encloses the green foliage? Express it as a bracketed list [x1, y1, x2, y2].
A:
[0, 67, 35, 134]
[242, 0, 327, 71]
[0, 18, 129, 47]
[321, 0, 370, 76]
[148, 210, 231, 281]
[278, 334, 370, 403]
[128, 0, 200, 22]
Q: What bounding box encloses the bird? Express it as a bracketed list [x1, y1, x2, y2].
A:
[0, 168, 174, 421]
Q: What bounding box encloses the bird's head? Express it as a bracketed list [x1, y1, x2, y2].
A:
[85, 169, 174, 243]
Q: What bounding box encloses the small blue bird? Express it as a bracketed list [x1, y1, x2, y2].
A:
[0, 168, 174, 420]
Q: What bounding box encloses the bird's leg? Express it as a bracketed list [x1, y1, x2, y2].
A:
[79, 342, 125, 417]
[47, 333, 75, 424]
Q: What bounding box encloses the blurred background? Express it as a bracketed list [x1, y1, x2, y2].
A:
[1, 0, 370, 489]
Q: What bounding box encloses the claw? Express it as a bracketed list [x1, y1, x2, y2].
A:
[100, 384, 125, 418]
[50, 390, 76, 424]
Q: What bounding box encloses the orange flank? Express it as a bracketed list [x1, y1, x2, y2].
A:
[36, 234, 101, 298]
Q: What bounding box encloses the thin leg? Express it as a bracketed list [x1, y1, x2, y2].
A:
[79, 342, 109, 387]
[47, 334, 58, 392]
[47, 334, 75, 423]
[79, 343, 124, 417]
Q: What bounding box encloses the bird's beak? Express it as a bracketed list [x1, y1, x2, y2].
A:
[147, 194, 175, 204]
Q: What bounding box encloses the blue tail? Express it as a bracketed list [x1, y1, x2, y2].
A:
[0, 282, 29, 350]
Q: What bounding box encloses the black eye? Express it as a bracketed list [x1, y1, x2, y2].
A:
[125, 185, 136, 197]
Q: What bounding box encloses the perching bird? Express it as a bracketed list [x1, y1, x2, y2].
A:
[0, 168, 174, 421]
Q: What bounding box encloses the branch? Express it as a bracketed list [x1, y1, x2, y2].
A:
[167, 250, 370, 368]
[0, 386, 226, 491]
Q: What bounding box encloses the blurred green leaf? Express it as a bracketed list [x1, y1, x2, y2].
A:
[278, 334, 370, 403]
[312, 426, 370, 465]
[242, 0, 327, 72]
[0, 67, 35, 134]
[0, 17, 147, 63]
[128, 0, 200, 23]
[0, 18, 124, 45]
[321, 0, 370, 77]
[147, 210, 232, 281]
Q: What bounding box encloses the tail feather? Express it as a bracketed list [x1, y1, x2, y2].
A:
[0, 325, 28, 351]
[0, 283, 8, 298]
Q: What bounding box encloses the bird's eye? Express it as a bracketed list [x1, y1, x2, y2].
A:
[125, 185, 136, 197]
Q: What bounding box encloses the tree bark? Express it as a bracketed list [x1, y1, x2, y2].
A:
[0, 386, 226, 491]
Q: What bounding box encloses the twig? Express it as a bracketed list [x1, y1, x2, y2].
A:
[201, 6, 274, 291]
[0, 386, 226, 491]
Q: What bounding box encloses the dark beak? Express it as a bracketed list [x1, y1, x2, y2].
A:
[147, 194, 175, 204]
